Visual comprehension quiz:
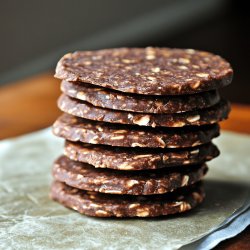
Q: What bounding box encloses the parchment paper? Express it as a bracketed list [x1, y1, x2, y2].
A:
[0, 129, 249, 250]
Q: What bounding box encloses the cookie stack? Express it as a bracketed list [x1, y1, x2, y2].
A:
[51, 48, 233, 217]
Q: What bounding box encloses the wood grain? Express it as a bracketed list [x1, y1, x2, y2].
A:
[0, 73, 249, 249]
[0, 73, 61, 139]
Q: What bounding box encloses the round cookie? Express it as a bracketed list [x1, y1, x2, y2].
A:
[52, 114, 220, 148]
[58, 94, 230, 128]
[50, 181, 205, 217]
[53, 156, 208, 195]
[55, 47, 233, 95]
[64, 141, 219, 170]
[61, 81, 221, 114]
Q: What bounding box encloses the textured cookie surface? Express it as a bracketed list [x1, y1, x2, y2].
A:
[52, 114, 220, 148]
[58, 94, 230, 127]
[61, 81, 220, 113]
[64, 141, 219, 170]
[55, 47, 233, 95]
[50, 181, 205, 217]
[52, 156, 207, 195]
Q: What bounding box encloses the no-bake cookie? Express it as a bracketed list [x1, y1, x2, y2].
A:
[64, 141, 219, 170]
[58, 94, 230, 127]
[55, 48, 233, 95]
[61, 80, 220, 113]
[53, 114, 220, 148]
[50, 181, 205, 217]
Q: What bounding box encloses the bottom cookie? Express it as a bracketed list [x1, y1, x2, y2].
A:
[50, 181, 205, 217]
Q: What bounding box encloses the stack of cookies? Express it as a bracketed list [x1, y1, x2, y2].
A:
[51, 48, 233, 217]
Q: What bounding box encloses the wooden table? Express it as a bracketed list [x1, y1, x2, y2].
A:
[1, 73, 249, 249]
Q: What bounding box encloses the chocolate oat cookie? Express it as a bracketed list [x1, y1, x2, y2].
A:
[50, 181, 205, 217]
[58, 94, 230, 127]
[53, 114, 220, 148]
[50, 47, 233, 218]
[55, 48, 233, 95]
[64, 141, 219, 170]
[61, 81, 220, 113]
[53, 156, 207, 195]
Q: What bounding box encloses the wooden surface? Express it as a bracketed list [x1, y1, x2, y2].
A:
[0, 73, 250, 249]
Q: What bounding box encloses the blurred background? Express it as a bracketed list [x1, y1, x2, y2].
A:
[0, 0, 249, 103]
[0, 0, 249, 102]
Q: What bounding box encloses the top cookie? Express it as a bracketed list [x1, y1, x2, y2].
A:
[55, 47, 233, 95]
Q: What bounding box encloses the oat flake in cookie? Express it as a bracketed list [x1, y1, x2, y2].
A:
[50, 181, 205, 217]
[61, 81, 221, 114]
[58, 94, 230, 128]
[52, 156, 207, 195]
[52, 113, 220, 148]
[55, 48, 233, 95]
[64, 141, 219, 170]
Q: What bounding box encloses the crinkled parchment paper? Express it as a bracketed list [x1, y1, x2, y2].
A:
[0, 129, 249, 250]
